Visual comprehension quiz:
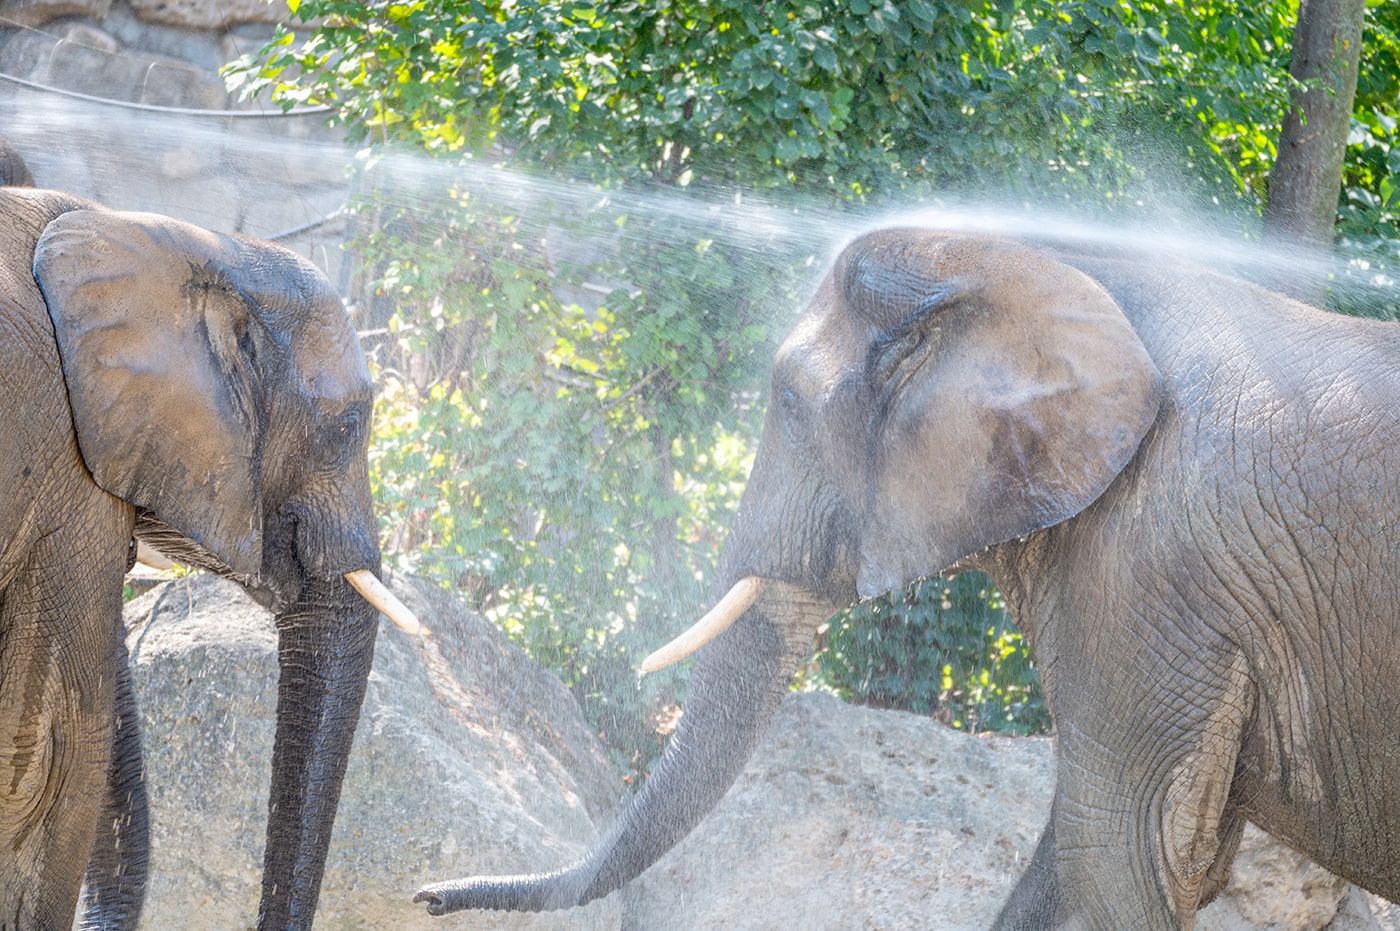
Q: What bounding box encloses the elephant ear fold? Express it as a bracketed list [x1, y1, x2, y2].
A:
[34, 209, 264, 576]
[848, 232, 1164, 597]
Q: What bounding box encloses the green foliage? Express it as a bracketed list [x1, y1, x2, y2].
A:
[231, 0, 1301, 209]
[232, 1, 1400, 754]
[1333, 4, 1400, 317]
[354, 180, 806, 763]
[818, 574, 1049, 736]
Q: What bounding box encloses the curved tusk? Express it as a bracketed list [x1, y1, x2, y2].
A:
[135, 541, 176, 571]
[640, 576, 763, 674]
[345, 569, 425, 637]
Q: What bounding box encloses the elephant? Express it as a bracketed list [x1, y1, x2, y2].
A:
[0, 186, 417, 929]
[413, 226, 1400, 928]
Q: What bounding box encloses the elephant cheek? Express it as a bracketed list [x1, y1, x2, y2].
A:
[283, 499, 379, 578]
[858, 449, 969, 600]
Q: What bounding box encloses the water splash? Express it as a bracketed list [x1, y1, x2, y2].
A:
[4, 81, 1381, 318]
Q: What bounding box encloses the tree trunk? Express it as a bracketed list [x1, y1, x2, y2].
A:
[1263, 0, 1366, 305]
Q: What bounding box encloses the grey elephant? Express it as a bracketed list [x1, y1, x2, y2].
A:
[0, 187, 416, 929]
[415, 227, 1400, 928]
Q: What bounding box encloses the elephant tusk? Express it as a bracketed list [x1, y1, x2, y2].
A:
[640, 576, 763, 674]
[345, 569, 425, 637]
[135, 541, 176, 571]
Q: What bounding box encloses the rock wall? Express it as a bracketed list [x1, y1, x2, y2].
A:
[0, 0, 355, 286]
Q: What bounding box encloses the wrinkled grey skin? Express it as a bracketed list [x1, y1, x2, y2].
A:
[0, 187, 382, 930]
[418, 228, 1400, 929]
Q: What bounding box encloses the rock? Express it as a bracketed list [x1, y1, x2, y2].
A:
[0, 0, 111, 28]
[1196, 825, 1360, 931]
[124, 572, 625, 930]
[126, 0, 291, 29]
[622, 693, 1053, 929]
[0, 23, 230, 109]
[622, 692, 1393, 930]
[96, 0, 232, 72]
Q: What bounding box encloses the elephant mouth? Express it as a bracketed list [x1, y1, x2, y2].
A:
[232, 564, 420, 637]
[641, 573, 849, 673]
[134, 509, 420, 634]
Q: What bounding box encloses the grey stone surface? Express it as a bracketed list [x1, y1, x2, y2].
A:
[623, 692, 1051, 930]
[0, 0, 112, 28]
[125, 572, 624, 930]
[622, 693, 1393, 931]
[0, 21, 230, 108]
[126, 0, 290, 29]
[122, 569, 1397, 931]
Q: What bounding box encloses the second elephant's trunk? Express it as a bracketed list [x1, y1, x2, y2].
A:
[258, 573, 380, 930]
[414, 581, 831, 914]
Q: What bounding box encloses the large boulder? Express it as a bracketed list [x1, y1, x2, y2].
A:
[0, 0, 110, 28]
[124, 572, 624, 930]
[0, 0, 293, 29]
[123, 573, 1400, 929]
[622, 693, 1397, 930]
[125, 0, 291, 28]
[0, 22, 229, 109]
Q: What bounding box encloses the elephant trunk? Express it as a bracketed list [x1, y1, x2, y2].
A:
[257, 572, 380, 930]
[413, 580, 832, 915]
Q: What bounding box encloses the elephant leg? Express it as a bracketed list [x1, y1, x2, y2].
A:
[993, 811, 1061, 929]
[80, 636, 149, 930]
[0, 505, 131, 926]
[1044, 688, 1249, 929]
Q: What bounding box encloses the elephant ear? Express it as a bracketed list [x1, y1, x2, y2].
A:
[844, 231, 1164, 597]
[34, 209, 264, 576]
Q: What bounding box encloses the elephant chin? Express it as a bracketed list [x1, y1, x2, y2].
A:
[132, 511, 420, 633]
[413, 579, 836, 914]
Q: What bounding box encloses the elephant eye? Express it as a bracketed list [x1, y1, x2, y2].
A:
[310, 406, 368, 466]
[337, 408, 365, 445]
[868, 323, 935, 394]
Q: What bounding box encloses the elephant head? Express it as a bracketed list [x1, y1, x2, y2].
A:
[30, 200, 417, 928]
[413, 228, 1163, 913]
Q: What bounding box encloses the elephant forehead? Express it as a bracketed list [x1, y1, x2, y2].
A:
[291, 298, 373, 402]
[775, 291, 867, 398]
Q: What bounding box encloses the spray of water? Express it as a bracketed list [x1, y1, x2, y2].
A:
[6, 73, 1393, 717]
[6, 78, 1383, 314]
[10, 56, 1400, 922]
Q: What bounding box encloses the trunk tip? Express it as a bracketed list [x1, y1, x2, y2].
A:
[412, 887, 450, 916]
[412, 871, 590, 915]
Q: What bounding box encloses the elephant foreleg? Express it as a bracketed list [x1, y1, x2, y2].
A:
[1030, 679, 1250, 929]
[0, 494, 132, 927]
[80, 636, 148, 930]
